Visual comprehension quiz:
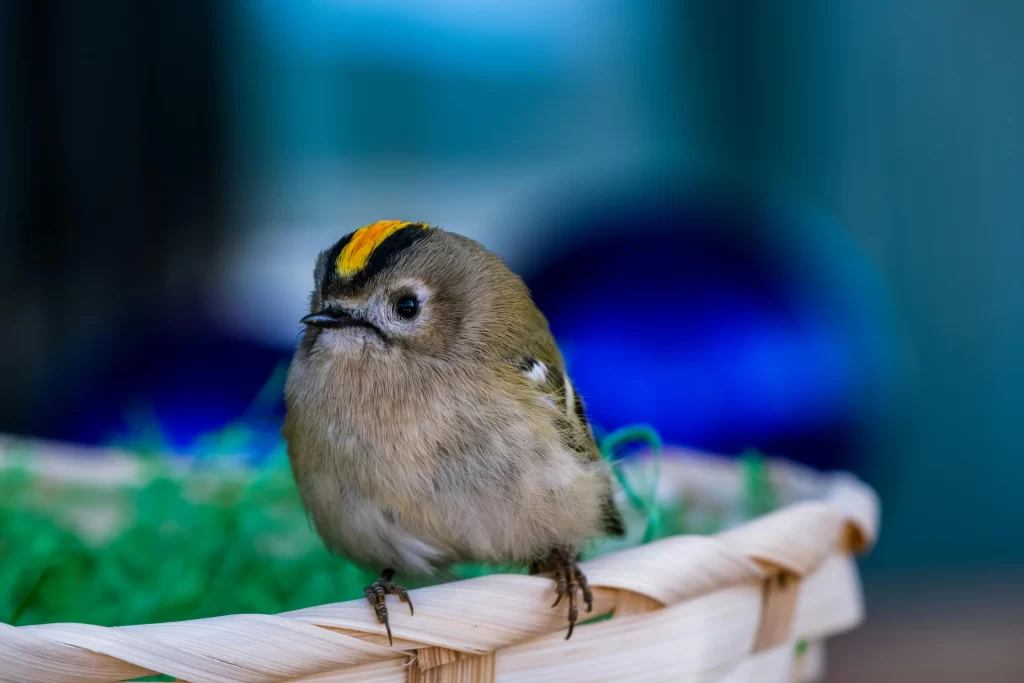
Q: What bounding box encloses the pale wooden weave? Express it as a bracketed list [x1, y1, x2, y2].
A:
[0, 449, 879, 683]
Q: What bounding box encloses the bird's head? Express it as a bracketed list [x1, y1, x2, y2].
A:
[300, 220, 531, 359]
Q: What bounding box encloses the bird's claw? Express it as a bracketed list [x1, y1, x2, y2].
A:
[538, 549, 592, 640]
[363, 568, 413, 646]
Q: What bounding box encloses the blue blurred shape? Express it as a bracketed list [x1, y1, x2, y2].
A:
[34, 331, 290, 459]
[524, 189, 894, 469]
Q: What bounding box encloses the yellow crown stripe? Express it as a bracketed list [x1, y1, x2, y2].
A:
[336, 220, 424, 276]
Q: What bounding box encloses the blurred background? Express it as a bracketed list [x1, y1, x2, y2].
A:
[2, 2, 1022, 680]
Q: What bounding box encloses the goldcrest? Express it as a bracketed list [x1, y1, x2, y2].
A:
[284, 220, 624, 642]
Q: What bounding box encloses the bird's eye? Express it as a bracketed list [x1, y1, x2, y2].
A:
[394, 297, 419, 319]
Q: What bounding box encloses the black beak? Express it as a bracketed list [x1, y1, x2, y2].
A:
[300, 308, 359, 329]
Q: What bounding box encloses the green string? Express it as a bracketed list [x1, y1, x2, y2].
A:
[599, 424, 664, 543]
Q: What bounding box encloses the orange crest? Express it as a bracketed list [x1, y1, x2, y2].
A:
[336, 220, 428, 277]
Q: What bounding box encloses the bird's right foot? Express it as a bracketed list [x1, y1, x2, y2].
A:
[363, 567, 413, 646]
[531, 547, 592, 640]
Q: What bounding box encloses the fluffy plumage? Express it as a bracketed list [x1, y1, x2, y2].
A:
[284, 223, 623, 639]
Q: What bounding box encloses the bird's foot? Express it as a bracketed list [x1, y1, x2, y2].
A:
[532, 547, 592, 640]
[363, 568, 413, 646]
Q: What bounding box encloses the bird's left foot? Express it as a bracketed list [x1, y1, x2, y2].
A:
[531, 548, 592, 640]
[363, 568, 413, 646]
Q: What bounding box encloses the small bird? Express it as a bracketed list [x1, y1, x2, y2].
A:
[284, 220, 624, 643]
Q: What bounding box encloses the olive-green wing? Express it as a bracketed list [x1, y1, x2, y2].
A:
[512, 347, 625, 538]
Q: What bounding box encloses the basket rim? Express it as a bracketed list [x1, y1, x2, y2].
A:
[0, 438, 879, 683]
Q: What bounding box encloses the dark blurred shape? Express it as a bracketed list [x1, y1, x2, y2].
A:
[523, 179, 896, 475]
[0, 1, 228, 437]
[37, 330, 288, 455]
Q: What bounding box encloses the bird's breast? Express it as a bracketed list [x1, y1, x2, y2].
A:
[286, 356, 608, 571]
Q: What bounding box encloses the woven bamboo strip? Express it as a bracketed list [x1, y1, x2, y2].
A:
[612, 591, 661, 617]
[286, 659, 409, 682]
[409, 651, 495, 683]
[0, 448, 878, 683]
[753, 573, 801, 652]
[416, 648, 468, 670]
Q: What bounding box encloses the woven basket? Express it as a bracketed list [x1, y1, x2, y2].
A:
[0, 442, 878, 683]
